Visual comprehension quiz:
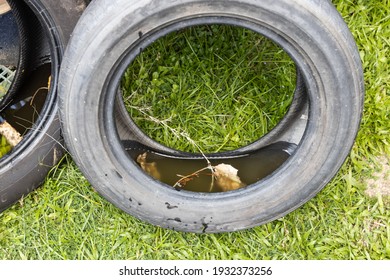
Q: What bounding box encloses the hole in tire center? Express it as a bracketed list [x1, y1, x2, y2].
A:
[120, 24, 297, 192]
[2, 64, 50, 135]
[0, 3, 18, 100]
[1, 1, 52, 159]
[0, 64, 51, 159]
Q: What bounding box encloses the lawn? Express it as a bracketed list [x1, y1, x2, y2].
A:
[0, 0, 389, 260]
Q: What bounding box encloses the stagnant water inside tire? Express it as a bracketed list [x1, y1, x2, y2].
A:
[120, 25, 297, 192]
[125, 140, 296, 192]
[0, 64, 49, 157]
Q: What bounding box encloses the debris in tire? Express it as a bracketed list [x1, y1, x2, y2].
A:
[213, 163, 246, 191]
[129, 140, 295, 193]
[137, 151, 246, 192]
[137, 152, 161, 180]
[0, 115, 22, 147]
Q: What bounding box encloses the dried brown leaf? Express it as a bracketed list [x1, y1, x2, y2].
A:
[136, 152, 161, 180]
[214, 163, 246, 192]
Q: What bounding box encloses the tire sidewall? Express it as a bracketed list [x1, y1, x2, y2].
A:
[0, 0, 87, 212]
[60, 0, 364, 232]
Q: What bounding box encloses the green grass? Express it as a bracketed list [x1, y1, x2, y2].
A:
[1, 0, 389, 260]
[1, 66, 14, 153]
[0, 135, 12, 158]
[0, 85, 7, 100]
[122, 25, 295, 153]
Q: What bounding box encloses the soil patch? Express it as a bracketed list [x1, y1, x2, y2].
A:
[365, 154, 390, 197]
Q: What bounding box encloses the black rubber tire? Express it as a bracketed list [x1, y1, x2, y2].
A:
[0, 1, 30, 109]
[0, 0, 88, 212]
[59, 0, 364, 233]
[0, 0, 51, 110]
[0, 8, 20, 66]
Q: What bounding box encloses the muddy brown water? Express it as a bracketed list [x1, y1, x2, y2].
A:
[126, 141, 296, 193]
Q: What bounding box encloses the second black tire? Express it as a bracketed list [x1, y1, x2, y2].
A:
[59, 0, 364, 232]
[0, 0, 88, 212]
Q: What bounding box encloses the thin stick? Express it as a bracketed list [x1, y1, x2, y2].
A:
[30, 75, 50, 106]
[173, 166, 211, 188]
[209, 166, 215, 192]
[131, 106, 213, 167]
[30, 87, 47, 106]
[131, 105, 217, 189]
